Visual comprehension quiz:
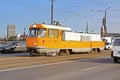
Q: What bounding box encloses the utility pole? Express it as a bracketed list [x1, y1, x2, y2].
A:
[105, 7, 111, 18]
[51, 0, 54, 24]
[24, 27, 26, 40]
[104, 7, 111, 33]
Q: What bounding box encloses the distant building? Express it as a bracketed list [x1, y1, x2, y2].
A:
[7, 24, 16, 38]
[101, 16, 120, 37]
[101, 27, 120, 37]
[101, 25, 106, 37]
[100, 17, 120, 50]
[17, 34, 27, 40]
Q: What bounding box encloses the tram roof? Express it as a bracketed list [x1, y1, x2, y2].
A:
[30, 24, 72, 31]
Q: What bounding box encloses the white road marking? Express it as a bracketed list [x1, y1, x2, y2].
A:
[0, 56, 109, 72]
[0, 61, 73, 72]
[81, 66, 99, 71]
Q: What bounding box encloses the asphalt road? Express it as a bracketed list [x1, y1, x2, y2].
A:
[0, 56, 119, 80]
[0, 52, 30, 57]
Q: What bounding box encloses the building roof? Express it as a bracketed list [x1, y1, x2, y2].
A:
[105, 33, 120, 37]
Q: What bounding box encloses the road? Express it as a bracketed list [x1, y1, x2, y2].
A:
[0, 50, 110, 70]
[0, 54, 120, 80]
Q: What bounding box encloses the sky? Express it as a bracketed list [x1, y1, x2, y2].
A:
[0, 0, 120, 38]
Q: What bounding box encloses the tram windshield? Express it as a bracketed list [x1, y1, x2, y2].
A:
[29, 28, 46, 38]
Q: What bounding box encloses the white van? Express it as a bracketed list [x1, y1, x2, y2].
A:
[111, 38, 120, 63]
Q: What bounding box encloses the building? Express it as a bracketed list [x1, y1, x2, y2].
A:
[101, 25, 120, 37]
[101, 16, 120, 37]
[7, 24, 16, 38]
[17, 34, 28, 41]
[101, 26, 120, 37]
[101, 15, 120, 50]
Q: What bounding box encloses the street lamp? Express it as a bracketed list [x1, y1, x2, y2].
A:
[103, 7, 111, 34]
[105, 7, 111, 17]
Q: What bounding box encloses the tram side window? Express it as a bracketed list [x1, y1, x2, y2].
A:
[48, 29, 58, 38]
[37, 29, 46, 38]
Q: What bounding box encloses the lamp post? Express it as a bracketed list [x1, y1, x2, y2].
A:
[103, 7, 111, 34]
[105, 7, 111, 19]
[101, 7, 111, 36]
[23, 27, 28, 41]
[24, 27, 26, 40]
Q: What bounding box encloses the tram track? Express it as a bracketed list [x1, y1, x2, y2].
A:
[0, 50, 111, 70]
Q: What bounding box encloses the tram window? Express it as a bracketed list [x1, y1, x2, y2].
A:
[37, 29, 46, 38]
[29, 28, 46, 38]
[48, 29, 58, 38]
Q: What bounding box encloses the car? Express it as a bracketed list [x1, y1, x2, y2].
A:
[0, 41, 27, 53]
[111, 38, 120, 63]
[104, 42, 112, 50]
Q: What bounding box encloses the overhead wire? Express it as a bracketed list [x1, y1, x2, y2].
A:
[61, 10, 93, 22]
[108, 21, 120, 24]
[0, 0, 49, 9]
[0, 0, 76, 14]
[1, 0, 120, 24]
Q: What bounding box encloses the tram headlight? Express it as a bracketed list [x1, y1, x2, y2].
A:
[33, 25, 36, 28]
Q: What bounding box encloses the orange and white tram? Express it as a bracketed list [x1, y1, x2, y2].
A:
[26, 23, 104, 56]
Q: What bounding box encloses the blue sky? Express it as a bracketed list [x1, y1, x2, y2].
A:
[0, 0, 120, 38]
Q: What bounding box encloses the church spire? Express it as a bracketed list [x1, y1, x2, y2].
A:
[101, 16, 107, 37]
[102, 16, 107, 34]
[101, 25, 105, 37]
